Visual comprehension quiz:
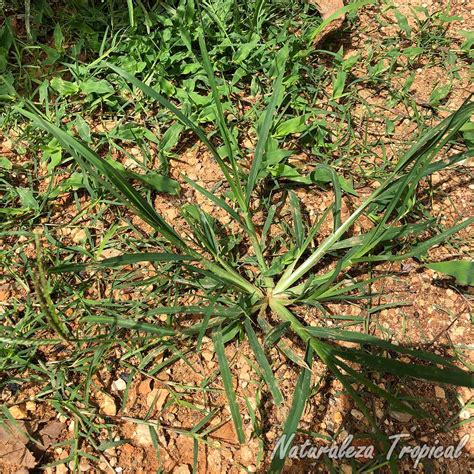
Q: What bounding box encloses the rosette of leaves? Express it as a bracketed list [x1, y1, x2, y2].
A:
[18, 33, 473, 472]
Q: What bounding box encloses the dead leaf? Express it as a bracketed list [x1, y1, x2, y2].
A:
[0, 422, 37, 469]
[308, 0, 346, 44]
[39, 421, 66, 447]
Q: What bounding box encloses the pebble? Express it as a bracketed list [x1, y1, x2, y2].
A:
[146, 388, 169, 411]
[111, 378, 127, 392]
[350, 409, 364, 421]
[98, 393, 117, 416]
[133, 424, 154, 446]
[26, 401, 37, 412]
[173, 466, 190, 474]
[334, 412, 343, 424]
[138, 379, 152, 396]
[239, 446, 253, 464]
[55, 465, 68, 474]
[390, 410, 412, 423]
[9, 405, 27, 420]
[202, 350, 214, 362]
[0, 285, 11, 302]
[434, 386, 446, 399]
[70, 228, 87, 244]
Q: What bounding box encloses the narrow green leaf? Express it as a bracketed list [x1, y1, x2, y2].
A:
[50, 252, 194, 273]
[425, 260, 474, 286]
[335, 348, 474, 387]
[269, 345, 313, 473]
[17, 106, 190, 253]
[212, 329, 245, 443]
[244, 318, 284, 405]
[246, 49, 287, 204]
[105, 62, 245, 211]
[305, 327, 459, 368]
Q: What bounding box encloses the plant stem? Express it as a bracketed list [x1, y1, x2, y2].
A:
[272, 183, 388, 295]
[243, 211, 274, 288]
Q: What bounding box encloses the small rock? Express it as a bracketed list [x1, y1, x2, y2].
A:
[173, 465, 190, 474]
[25, 401, 36, 412]
[350, 409, 364, 421]
[79, 461, 91, 472]
[9, 405, 27, 420]
[55, 464, 68, 474]
[434, 386, 445, 399]
[334, 412, 343, 424]
[0, 285, 11, 302]
[202, 350, 214, 362]
[70, 228, 87, 244]
[390, 410, 412, 423]
[137, 379, 152, 397]
[340, 394, 351, 410]
[133, 424, 154, 447]
[98, 393, 116, 416]
[100, 248, 122, 260]
[111, 378, 127, 392]
[239, 446, 253, 464]
[146, 388, 169, 411]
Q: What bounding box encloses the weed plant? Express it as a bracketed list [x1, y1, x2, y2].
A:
[17, 32, 474, 470]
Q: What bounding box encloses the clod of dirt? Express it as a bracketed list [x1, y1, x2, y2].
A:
[97, 392, 117, 416]
[9, 405, 28, 420]
[132, 424, 154, 447]
[146, 388, 169, 411]
[173, 465, 191, 474]
[0, 422, 37, 469]
[434, 386, 446, 399]
[137, 379, 152, 396]
[0, 284, 11, 302]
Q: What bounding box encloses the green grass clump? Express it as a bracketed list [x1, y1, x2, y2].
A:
[16, 31, 474, 470]
[1, 1, 473, 472]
